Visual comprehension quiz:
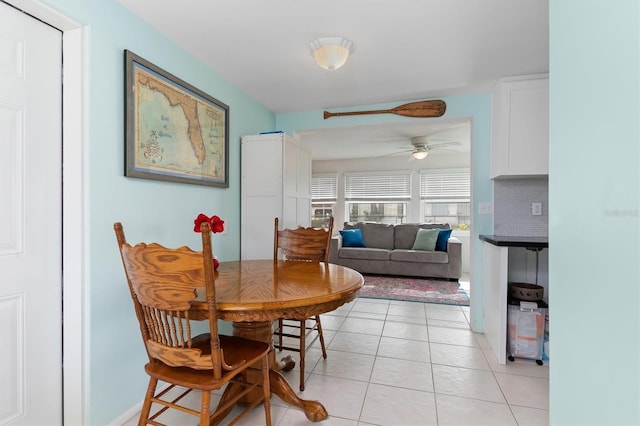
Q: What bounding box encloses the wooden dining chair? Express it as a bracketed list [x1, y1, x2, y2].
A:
[272, 216, 334, 391]
[114, 222, 271, 426]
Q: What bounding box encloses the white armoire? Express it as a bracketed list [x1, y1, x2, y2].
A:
[241, 132, 312, 259]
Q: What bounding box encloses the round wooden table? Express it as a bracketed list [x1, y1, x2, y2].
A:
[193, 259, 363, 422]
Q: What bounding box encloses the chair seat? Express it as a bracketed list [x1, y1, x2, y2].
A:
[145, 335, 271, 391]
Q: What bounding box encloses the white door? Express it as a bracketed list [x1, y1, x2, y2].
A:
[0, 2, 63, 424]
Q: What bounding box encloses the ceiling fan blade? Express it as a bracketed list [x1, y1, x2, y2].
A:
[427, 141, 461, 148]
[377, 149, 413, 158]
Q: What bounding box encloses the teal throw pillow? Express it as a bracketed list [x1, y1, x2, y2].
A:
[435, 229, 453, 251]
[340, 229, 366, 247]
[411, 228, 439, 251]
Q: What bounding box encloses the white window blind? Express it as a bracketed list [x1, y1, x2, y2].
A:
[345, 173, 411, 200]
[420, 169, 470, 201]
[312, 174, 337, 201]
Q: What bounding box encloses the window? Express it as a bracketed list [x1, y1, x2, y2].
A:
[311, 174, 337, 228]
[420, 168, 471, 230]
[345, 172, 410, 224]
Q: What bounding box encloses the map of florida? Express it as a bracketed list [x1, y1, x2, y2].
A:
[136, 70, 206, 164]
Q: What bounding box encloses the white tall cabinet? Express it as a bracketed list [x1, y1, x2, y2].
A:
[241, 133, 311, 259]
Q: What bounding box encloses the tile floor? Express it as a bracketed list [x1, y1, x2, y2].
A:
[123, 287, 549, 425]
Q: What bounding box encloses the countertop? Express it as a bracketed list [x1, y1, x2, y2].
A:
[479, 235, 548, 248]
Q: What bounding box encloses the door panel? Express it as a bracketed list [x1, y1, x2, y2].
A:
[0, 2, 63, 424]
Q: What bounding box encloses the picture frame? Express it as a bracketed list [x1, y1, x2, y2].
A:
[124, 50, 229, 188]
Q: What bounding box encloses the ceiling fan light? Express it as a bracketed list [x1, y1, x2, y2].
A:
[310, 37, 353, 71]
[412, 149, 429, 160]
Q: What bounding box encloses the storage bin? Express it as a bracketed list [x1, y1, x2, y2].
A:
[507, 300, 546, 364]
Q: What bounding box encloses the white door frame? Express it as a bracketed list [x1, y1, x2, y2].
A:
[5, 1, 86, 424]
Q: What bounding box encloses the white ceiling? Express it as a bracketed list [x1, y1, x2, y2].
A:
[117, 0, 549, 160]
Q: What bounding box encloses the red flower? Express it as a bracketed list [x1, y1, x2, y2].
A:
[193, 213, 225, 234]
[209, 215, 225, 233]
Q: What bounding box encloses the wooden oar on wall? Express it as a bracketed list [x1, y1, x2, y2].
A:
[323, 100, 446, 119]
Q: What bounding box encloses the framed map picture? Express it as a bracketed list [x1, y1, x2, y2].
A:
[125, 50, 229, 187]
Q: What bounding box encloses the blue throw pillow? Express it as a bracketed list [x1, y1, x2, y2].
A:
[435, 229, 453, 251]
[339, 229, 366, 247]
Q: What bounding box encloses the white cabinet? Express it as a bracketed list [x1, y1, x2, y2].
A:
[241, 133, 311, 259]
[482, 241, 509, 364]
[491, 75, 549, 178]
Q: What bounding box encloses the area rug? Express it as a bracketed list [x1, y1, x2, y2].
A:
[359, 275, 470, 306]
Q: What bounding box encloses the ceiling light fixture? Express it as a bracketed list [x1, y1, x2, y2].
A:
[412, 147, 429, 160]
[310, 36, 353, 71]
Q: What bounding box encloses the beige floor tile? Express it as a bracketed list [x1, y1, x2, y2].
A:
[510, 406, 550, 426]
[494, 372, 549, 409]
[277, 407, 358, 425]
[382, 321, 429, 341]
[428, 325, 479, 347]
[432, 364, 506, 403]
[312, 350, 375, 382]
[347, 311, 387, 321]
[483, 349, 549, 378]
[475, 332, 492, 349]
[298, 374, 368, 420]
[425, 302, 464, 311]
[320, 314, 347, 330]
[430, 342, 491, 371]
[426, 308, 468, 323]
[428, 318, 472, 329]
[330, 303, 355, 316]
[339, 317, 385, 335]
[351, 300, 389, 314]
[360, 383, 437, 425]
[387, 303, 427, 318]
[328, 331, 381, 355]
[435, 394, 517, 426]
[232, 402, 288, 426]
[377, 336, 430, 363]
[385, 314, 428, 325]
[370, 356, 434, 392]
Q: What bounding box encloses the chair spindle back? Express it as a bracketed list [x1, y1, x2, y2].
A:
[273, 217, 334, 262]
[115, 222, 223, 376]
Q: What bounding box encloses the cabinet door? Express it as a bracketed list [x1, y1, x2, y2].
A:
[241, 136, 283, 259]
[297, 146, 311, 196]
[492, 77, 549, 178]
[283, 136, 298, 197]
[243, 196, 281, 259]
[242, 138, 283, 195]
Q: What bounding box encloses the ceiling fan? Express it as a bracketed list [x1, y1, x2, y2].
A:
[393, 136, 461, 160]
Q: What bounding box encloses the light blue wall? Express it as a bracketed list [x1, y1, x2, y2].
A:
[550, 1, 640, 424]
[276, 94, 493, 332]
[41, 1, 275, 423]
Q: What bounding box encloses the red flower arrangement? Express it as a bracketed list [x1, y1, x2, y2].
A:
[193, 214, 225, 270]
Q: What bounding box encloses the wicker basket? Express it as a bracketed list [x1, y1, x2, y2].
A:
[509, 282, 544, 301]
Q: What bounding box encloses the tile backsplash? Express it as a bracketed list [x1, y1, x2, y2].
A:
[494, 177, 548, 237]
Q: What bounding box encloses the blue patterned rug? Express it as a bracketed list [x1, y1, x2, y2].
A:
[360, 274, 470, 306]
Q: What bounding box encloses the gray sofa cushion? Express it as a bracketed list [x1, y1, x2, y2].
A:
[337, 247, 391, 261]
[344, 222, 395, 249]
[393, 223, 451, 249]
[390, 249, 449, 264]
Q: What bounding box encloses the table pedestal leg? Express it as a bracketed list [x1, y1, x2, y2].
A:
[269, 369, 328, 421]
[228, 321, 328, 422]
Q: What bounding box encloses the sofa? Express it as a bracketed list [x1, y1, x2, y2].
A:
[329, 222, 462, 280]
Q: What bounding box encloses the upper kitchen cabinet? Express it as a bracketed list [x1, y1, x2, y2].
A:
[491, 75, 549, 178]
